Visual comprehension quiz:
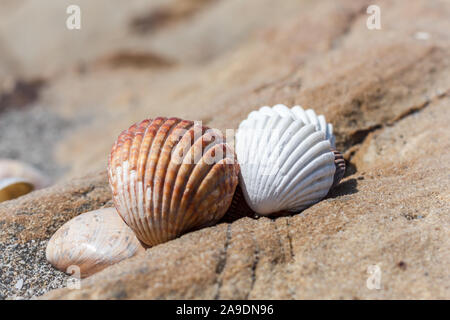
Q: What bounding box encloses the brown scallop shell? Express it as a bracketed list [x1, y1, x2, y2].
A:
[108, 117, 239, 247]
[331, 148, 346, 187]
[46, 208, 145, 278]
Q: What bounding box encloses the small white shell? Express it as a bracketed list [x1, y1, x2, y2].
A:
[0, 178, 34, 202]
[249, 104, 335, 148]
[236, 107, 336, 215]
[46, 208, 145, 278]
[0, 159, 50, 202]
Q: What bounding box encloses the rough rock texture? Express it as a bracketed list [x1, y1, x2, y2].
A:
[0, 172, 112, 299]
[0, 0, 449, 299]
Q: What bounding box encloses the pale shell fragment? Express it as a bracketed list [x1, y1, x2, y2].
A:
[0, 159, 50, 202]
[108, 117, 239, 247]
[0, 178, 34, 203]
[46, 207, 145, 278]
[236, 108, 336, 215]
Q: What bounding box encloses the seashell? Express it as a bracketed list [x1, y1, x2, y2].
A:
[235, 106, 336, 216]
[0, 159, 50, 202]
[46, 207, 145, 278]
[223, 148, 347, 220]
[249, 104, 335, 148]
[0, 178, 34, 203]
[331, 148, 346, 187]
[108, 117, 239, 247]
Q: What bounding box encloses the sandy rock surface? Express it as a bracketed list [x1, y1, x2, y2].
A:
[0, 0, 449, 299]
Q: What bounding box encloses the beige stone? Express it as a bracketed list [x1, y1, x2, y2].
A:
[0, 0, 449, 299]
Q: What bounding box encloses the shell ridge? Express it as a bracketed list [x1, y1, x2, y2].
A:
[186, 167, 228, 228]
[121, 159, 143, 240]
[128, 171, 141, 240]
[250, 115, 273, 194]
[170, 125, 209, 235]
[255, 119, 305, 202]
[116, 132, 136, 234]
[282, 161, 335, 206]
[207, 147, 238, 223]
[127, 121, 148, 244]
[250, 115, 285, 203]
[235, 126, 251, 194]
[329, 124, 336, 148]
[291, 106, 309, 125]
[243, 115, 292, 203]
[287, 177, 334, 211]
[123, 122, 151, 243]
[305, 109, 318, 128]
[235, 123, 255, 204]
[247, 115, 269, 197]
[274, 130, 326, 192]
[185, 155, 237, 228]
[236, 124, 253, 199]
[276, 124, 317, 175]
[318, 115, 327, 135]
[176, 141, 225, 232]
[152, 118, 182, 243]
[260, 124, 316, 201]
[257, 106, 274, 117]
[290, 171, 334, 205]
[290, 105, 335, 146]
[135, 120, 154, 244]
[144, 117, 167, 245]
[138, 118, 165, 244]
[161, 120, 195, 240]
[238, 170, 255, 212]
[276, 140, 332, 199]
[145, 117, 171, 244]
[162, 121, 195, 215]
[113, 166, 125, 223]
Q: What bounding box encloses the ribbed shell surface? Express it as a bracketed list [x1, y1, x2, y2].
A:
[249, 104, 336, 148]
[236, 112, 335, 215]
[46, 208, 145, 278]
[108, 117, 239, 246]
[331, 149, 346, 187]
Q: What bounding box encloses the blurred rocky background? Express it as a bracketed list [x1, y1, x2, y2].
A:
[0, 0, 449, 299]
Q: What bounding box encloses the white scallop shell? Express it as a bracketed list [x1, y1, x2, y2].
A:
[236, 109, 336, 215]
[248, 104, 335, 148]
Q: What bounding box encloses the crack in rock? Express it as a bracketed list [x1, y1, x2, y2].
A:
[345, 89, 450, 166]
[246, 230, 260, 299]
[285, 217, 295, 262]
[214, 223, 231, 299]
